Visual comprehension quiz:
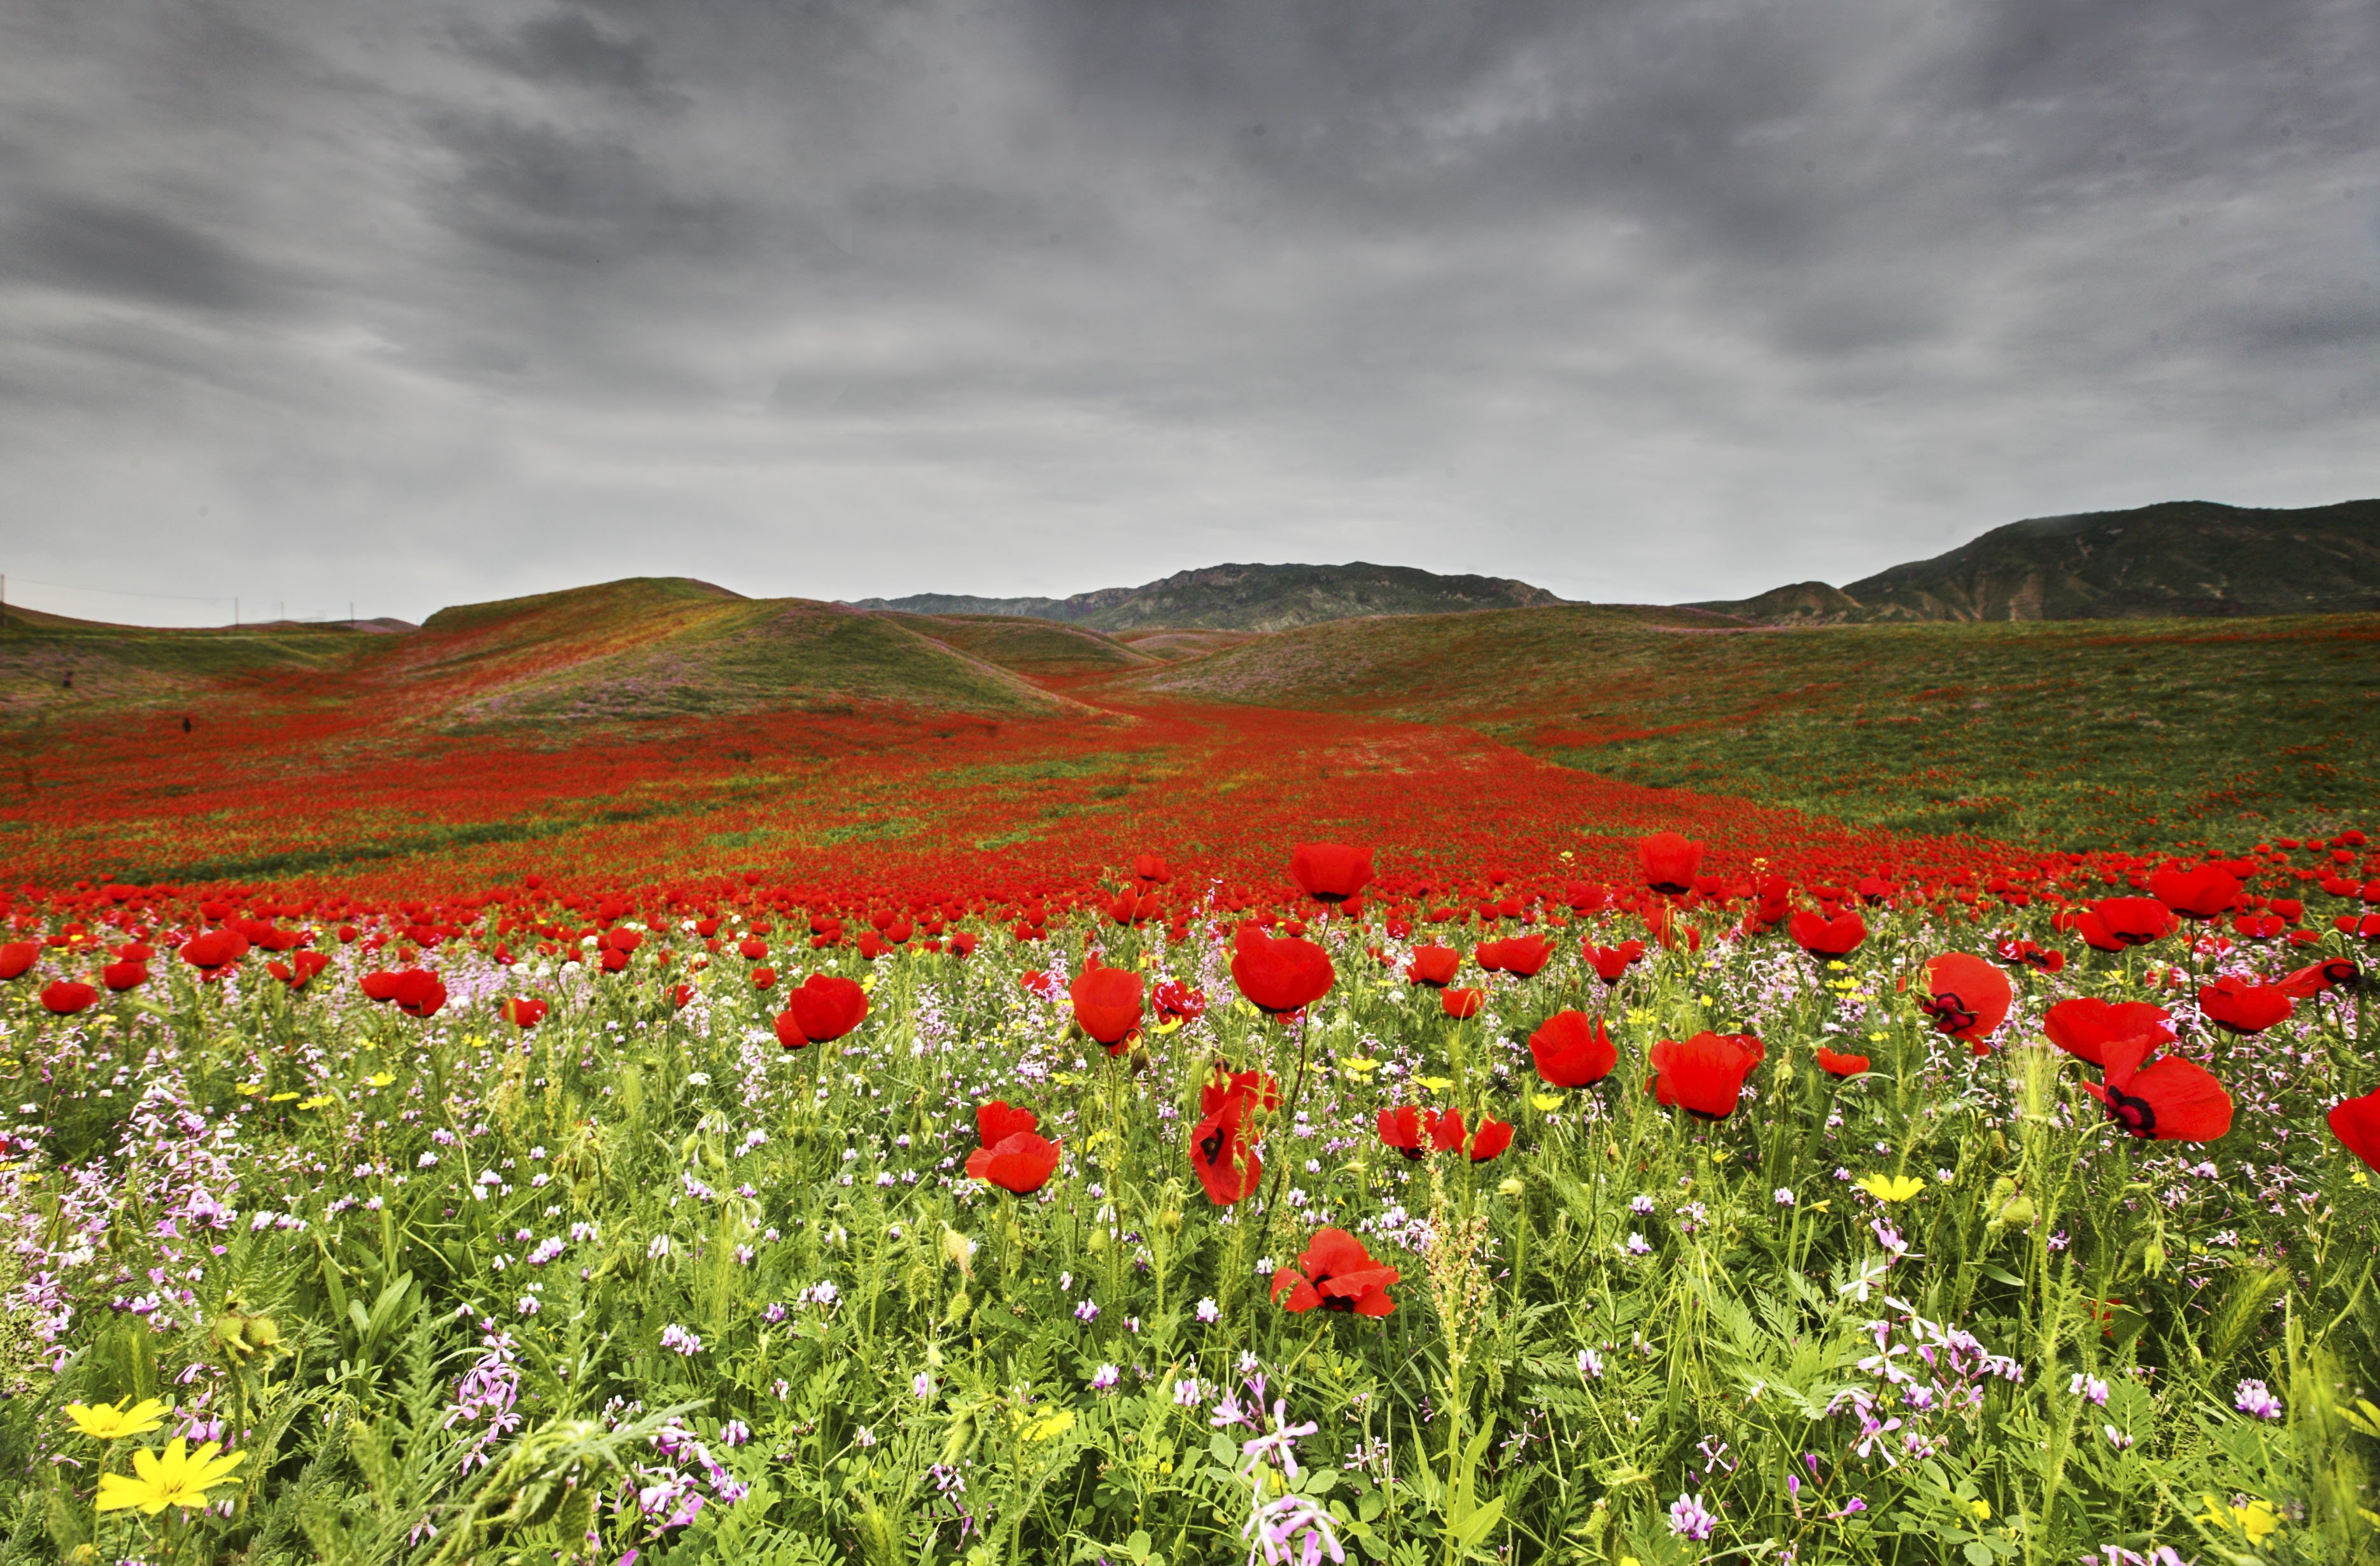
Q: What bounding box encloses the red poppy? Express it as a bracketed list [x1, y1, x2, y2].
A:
[2043, 998, 2174, 1068]
[180, 929, 249, 971]
[752, 965, 778, 990]
[975, 1099, 1039, 1145]
[0, 943, 35, 981]
[1153, 978, 1208, 1023]
[2277, 957, 2358, 998]
[500, 996, 549, 1028]
[950, 931, 979, 958]
[1229, 926, 1335, 1016]
[1467, 1116, 1512, 1162]
[1404, 945, 1460, 987]
[2090, 898, 2178, 947]
[1586, 940, 1647, 983]
[268, 951, 332, 991]
[1647, 1031, 1764, 1118]
[1202, 1064, 1280, 1116]
[1788, 910, 1867, 960]
[360, 970, 400, 1002]
[1475, 935, 1553, 977]
[1190, 1092, 1262, 1205]
[670, 983, 696, 1009]
[1441, 987, 1484, 1019]
[2150, 864, 2241, 920]
[1071, 966, 1144, 1051]
[1529, 1011, 1617, 1088]
[966, 1131, 1062, 1194]
[1289, 843, 1376, 903]
[736, 936, 768, 962]
[1377, 1105, 1426, 1159]
[101, 959, 148, 992]
[2328, 1090, 2380, 1172]
[1814, 1047, 1869, 1076]
[1638, 832, 1703, 894]
[1994, 938, 2065, 974]
[2232, 914, 2286, 942]
[1920, 953, 2013, 1053]
[1270, 1227, 1398, 1316]
[598, 948, 630, 974]
[40, 980, 97, 1015]
[785, 973, 868, 1041]
[392, 970, 446, 1019]
[2196, 977, 2293, 1036]
[2081, 1030, 2233, 1143]
[1426, 1106, 1467, 1153]
[1132, 853, 1171, 884]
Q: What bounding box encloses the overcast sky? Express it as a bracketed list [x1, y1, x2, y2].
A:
[4, 0, 2376, 625]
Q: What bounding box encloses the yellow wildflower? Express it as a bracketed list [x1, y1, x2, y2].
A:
[1530, 1093, 1563, 1112]
[1856, 1173, 1926, 1204]
[95, 1438, 247, 1515]
[63, 1398, 170, 1442]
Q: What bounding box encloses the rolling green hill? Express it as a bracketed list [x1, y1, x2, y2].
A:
[1698, 498, 2380, 622]
[856, 560, 1564, 632]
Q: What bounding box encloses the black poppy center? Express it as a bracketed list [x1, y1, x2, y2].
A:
[2104, 1088, 2155, 1136]
[1199, 1129, 1226, 1164]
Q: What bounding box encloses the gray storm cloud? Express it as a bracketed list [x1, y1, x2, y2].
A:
[1, 0, 2375, 624]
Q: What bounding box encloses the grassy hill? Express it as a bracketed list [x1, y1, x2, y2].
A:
[1698, 498, 2380, 622]
[857, 560, 1565, 631]
[1121, 603, 2380, 849]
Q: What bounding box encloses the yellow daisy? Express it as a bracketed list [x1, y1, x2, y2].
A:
[1856, 1173, 1926, 1204]
[62, 1397, 169, 1442]
[95, 1438, 248, 1516]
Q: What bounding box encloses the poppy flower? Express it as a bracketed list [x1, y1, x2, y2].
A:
[966, 1131, 1062, 1195]
[2150, 864, 2241, 920]
[2081, 1031, 2233, 1143]
[784, 974, 868, 1042]
[752, 966, 778, 990]
[1638, 832, 1703, 895]
[1647, 1031, 1764, 1119]
[1377, 1105, 1426, 1159]
[1586, 941, 1646, 983]
[40, 981, 97, 1015]
[180, 930, 248, 972]
[1289, 843, 1376, 903]
[1994, 938, 2066, 974]
[360, 970, 400, 1002]
[1814, 1047, 1869, 1076]
[1475, 935, 1553, 977]
[1529, 1011, 1617, 1088]
[1404, 945, 1460, 987]
[500, 996, 548, 1029]
[1920, 953, 2013, 1053]
[2276, 957, 2358, 998]
[1153, 978, 1207, 1024]
[2044, 998, 2174, 1068]
[102, 959, 148, 992]
[1202, 1064, 1279, 1116]
[2090, 898, 2177, 947]
[1426, 1106, 1467, 1153]
[1070, 966, 1144, 1050]
[2339, 914, 2380, 942]
[1190, 1092, 1262, 1205]
[1441, 987, 1484, 1019]
[2328, 1090, 2380, 1172]
[1788, 910, 1867, 960]
[1132, 853, 1171, 884]
[267, 951, 332, 991]
[391, 970, 446, 1019]
[736, 936, 768, 962]
[1270, 1227, 1398, 1316]
[2232, 914, 2286, 942]
[1229, 926, 1335, 1016]
[0, 943, 35, 981]
[975, 1099, 1039, 1146]
[2196, 977, 2293, 1036]
[670, 984, 696, 1009]
[1467, 1116, 1513, 1162]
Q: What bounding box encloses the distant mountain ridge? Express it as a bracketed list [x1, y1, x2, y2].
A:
[1697, 498, 2380, 623]
[853, 561, 1564, 633]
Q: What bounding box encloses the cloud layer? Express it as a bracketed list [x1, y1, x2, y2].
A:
[4, 0, 2376, 623]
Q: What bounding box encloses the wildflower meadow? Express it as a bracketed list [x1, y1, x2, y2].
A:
[0, 823, 2375, 1565]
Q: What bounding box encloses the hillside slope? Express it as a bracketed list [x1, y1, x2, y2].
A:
[857, 560, 1565, 631]
[1698, 498, 2380, 622]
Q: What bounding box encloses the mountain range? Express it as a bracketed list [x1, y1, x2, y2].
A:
[851, 561, 1563, 633]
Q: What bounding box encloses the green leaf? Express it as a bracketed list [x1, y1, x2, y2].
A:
[1978, 1264, 2027, 1287]
[1452, 1493, 1506, 1548]
[1964, 1543, 1994, 1566]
